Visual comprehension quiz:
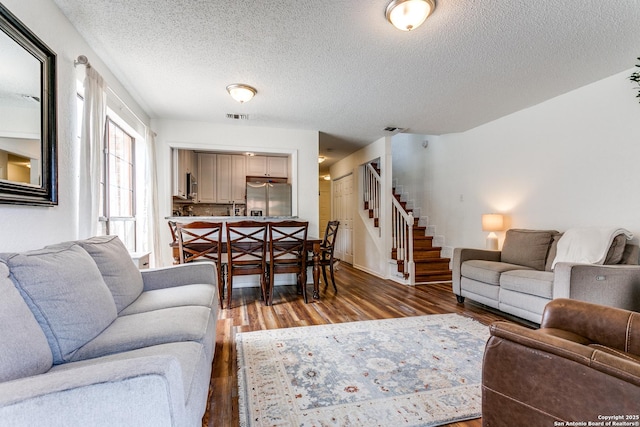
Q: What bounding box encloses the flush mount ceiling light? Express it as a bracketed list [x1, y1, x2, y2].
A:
[318, 156, 326, 163]
[226, 84, 257, 103]
[385, 0, 435, 31]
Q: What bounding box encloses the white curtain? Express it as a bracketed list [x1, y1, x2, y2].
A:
[145, 129, 163, 266]
[79, 66, 106, 238]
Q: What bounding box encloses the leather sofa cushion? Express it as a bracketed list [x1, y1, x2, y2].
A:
[501, 229, 557, 271]
[500, 269, 554, 299]
[461, 260, 528, 285]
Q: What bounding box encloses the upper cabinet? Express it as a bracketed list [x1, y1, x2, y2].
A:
[215, 154, 246, 203]
[196, 153, 216, 203]
[172, 149, 197, 199]
[246, 155, 288, 178]
[176, 150, 289, 204]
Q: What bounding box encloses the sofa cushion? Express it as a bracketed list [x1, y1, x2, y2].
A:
[461, 260, 529, 286]
[545, 233, 563, 271]
[501, 229, 556, 271]
[0, 261, 53, 381]
[604, 233, 627, 265]
[2, 245, 118, 364]
[78, 235, 144, 312]
[119, 283, 217, 316]
[70, 305, 214, 362]
[500, 269, 554, 299]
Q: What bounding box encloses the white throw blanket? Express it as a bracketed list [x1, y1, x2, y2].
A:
[552, 227, 633, 269]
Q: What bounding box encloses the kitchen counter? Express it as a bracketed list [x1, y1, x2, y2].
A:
[166, 215, 323, 300]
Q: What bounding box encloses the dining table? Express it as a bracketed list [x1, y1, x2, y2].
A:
[169, 225, 324, 300]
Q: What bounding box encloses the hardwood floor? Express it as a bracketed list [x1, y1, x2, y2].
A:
[203, 262, 519, 427]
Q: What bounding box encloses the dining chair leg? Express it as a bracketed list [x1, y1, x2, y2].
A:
[298, 272, 308, 304]
[217, 265, 225, 309]
[329, 261, 338, 292]
[226, 274, 233, 309]
[322, 265, 329, 290]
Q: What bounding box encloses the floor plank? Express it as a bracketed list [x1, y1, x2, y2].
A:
[203, 262, 521, 427]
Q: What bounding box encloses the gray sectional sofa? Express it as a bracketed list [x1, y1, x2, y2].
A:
[453, 229, 640, 323]
[0, 235, 218, 426]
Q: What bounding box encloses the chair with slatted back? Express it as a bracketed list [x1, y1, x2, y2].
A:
[319, 220, 340, 292]
[268, 221, 309, 305]
[225, 221, 268, 308]
[168, 220, 178, 263]
[175, 221, 225, 308]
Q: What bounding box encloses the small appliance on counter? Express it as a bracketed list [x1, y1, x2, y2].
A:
[246, 178, 291, 217]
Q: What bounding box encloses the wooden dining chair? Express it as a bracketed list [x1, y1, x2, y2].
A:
[319, 220, 340, 292]
[175, 221, 225, 308]
[268, 221, 309, 305]
[225, 221, 268, 309]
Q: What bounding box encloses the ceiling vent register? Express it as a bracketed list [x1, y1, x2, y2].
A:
[226, 113, 249, 120]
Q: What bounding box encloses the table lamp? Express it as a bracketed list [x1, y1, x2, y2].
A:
[482, 214, 504, 250]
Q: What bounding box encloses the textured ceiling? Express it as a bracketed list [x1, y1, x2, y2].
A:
[52, 0, 640, 172]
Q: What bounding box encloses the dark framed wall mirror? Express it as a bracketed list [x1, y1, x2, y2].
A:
[0, 4, 57, 205]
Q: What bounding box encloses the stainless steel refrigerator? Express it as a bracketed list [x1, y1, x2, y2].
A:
[246, 180, 292, 217]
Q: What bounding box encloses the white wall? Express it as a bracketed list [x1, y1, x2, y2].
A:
[151, 119, 319, 266]
[0, 0, 150, 251]
[330, 136, 391, 278]
[395, 69, 640, 251]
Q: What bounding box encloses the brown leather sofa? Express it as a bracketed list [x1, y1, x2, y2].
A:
[482, 298, 640, 426]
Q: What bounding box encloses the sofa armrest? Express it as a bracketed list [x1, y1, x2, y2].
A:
[452, 247, 501, 295]
[540, 298, 640, 356]
[141, 262, 216, 291]
[0, 355, 185, 426]
[553, 263, 640, 312]
[489, 320, 640, 386]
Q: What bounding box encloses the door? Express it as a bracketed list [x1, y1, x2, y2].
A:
[246, 182, 267, 216]
[333, 174, 353, 264]
[267, 183, 292, 216]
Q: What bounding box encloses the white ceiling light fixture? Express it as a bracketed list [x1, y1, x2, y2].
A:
[318, 156, 326, 163]
[385, 0, 435, 31]
[226, 84, 257, 103]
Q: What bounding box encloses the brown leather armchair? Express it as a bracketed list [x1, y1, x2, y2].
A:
[482, 298, 640, 426]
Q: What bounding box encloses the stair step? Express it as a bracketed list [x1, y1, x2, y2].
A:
[412, 226, 426, 236]
[391, 247, 443, 260]
[413, 237, 434, 249]
[415, 271, 453, 282]
[413, 248, 443, 259]
[415, 258, 451, 272]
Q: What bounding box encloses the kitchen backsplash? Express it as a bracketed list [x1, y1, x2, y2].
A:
[172, 203, 246, 217]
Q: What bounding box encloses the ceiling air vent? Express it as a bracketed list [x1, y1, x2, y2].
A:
[383, 126, 405, 133]
[226, 113, 249, 120]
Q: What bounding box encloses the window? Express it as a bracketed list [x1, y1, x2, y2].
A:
[100, 118, 136, 251]
[77, 84, 149, 255]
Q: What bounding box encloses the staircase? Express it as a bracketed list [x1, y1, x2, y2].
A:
[362, 159, 452, 284]
[392, 189, 452, 283]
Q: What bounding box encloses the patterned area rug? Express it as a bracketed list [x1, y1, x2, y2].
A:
[237, 314, 490, 427]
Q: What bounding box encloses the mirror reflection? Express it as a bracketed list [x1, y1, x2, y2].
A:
[0, 26, 41, 186]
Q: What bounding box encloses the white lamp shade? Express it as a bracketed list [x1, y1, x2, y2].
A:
[386, 0, 435, 31]
[226, 84, 256, 103]
[482, 214, 504, 232]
